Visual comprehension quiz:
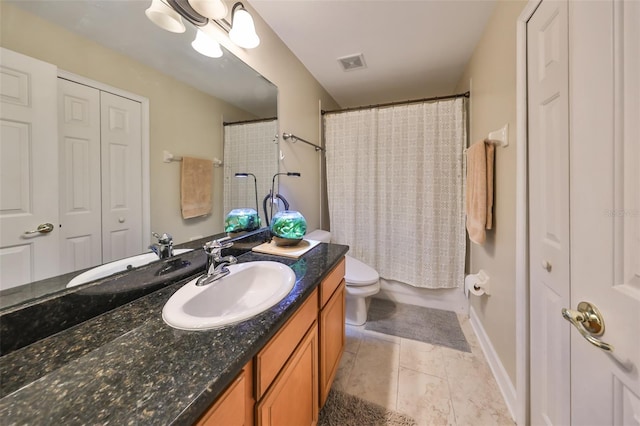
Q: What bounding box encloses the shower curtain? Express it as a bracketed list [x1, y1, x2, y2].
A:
[324, 98, 466, 289]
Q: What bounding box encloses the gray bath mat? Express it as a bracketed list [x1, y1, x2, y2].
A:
[365, 298, 470, 352]
[319, 389, 416, 426]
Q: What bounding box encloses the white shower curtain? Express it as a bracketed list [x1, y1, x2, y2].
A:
[224, 120, 278, 225]
[324, 98, 466, 289]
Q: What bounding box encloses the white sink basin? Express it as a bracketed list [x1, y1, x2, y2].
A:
[162, 261, 296, 330]
[66, 249, 193, 288]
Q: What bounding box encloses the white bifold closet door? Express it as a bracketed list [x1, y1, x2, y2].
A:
[527, 1, 571, 424]
[58, 79, 143, 272]
[58, 79, 102, 274]
[99, 91, 142, 263]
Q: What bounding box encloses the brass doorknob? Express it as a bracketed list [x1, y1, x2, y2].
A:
[562, 301, 634, 372]
[24, 223, 54, 234]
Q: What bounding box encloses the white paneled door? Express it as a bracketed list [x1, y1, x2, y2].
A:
[527, 0, 571, 423]
[58, 79, 102, 274]
[568, 0, 640, 423]
[0, 48, 59, 290]
[100, 91, 143, 263]
[59, 80, 144, 269]
[528, 0, 640, 424]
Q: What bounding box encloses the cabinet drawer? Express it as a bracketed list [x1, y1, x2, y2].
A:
[255, 288, 318, 399]
[320, 257, 346, 308]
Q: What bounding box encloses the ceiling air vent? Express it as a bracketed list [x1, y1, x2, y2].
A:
[338, 54, 366, 71]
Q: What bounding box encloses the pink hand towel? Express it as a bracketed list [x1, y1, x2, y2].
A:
[466, 140, 495, 245]
[181, 156, 213, 219]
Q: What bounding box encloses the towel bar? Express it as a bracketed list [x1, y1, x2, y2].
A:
[163, 150, 223, 167]
[487, 124, 508, 147]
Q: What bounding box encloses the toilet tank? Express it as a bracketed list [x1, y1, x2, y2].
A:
[305, 229, 331, 243]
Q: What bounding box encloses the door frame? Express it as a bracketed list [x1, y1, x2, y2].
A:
[515, 1, 544, 425]
[57, 70, 151, 249]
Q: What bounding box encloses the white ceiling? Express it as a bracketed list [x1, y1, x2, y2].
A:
[8, 1, 495, 113]
[249, 0, 496, 108]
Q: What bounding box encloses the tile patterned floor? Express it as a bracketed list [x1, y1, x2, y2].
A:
[332, 314, 515, 426]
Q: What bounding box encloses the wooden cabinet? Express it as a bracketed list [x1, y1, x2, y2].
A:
[319, 258, 346, 308]
[255, 289, 318, 399]
[255, 288, 319, 426]
[256, 324, 319, 426]
[318, 259, 346, 407]
[198, 257, 346, 425]
[319, 282, 345, 406]
[196, 360, 254, 426]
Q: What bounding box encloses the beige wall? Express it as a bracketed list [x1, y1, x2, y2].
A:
[0, 3, 337, 242]
[455, 0, 527, 386]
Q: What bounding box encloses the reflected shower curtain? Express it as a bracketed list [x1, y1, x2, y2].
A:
[324, 98, 466, 289]
[224, 120, 278, 225]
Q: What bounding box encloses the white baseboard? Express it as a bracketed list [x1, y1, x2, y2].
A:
[469, 306, 517, 422]
[376, 278, 469, 314]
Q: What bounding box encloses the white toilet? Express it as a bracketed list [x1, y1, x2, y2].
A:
[306, 230, 380, 325]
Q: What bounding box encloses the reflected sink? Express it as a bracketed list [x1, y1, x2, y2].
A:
[162, 261, 296, 330]
[66, 249, 193, 288]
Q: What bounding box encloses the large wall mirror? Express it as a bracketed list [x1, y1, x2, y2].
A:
[0, 0, 278, 309]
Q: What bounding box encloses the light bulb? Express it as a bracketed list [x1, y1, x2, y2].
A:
[192, 30, 223, 58]
[188, 0, 228, 20]
[229, 7, 260, 49]
[145, 0, 185, 33]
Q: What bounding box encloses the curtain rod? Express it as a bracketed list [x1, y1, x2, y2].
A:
[223, 117, 277, 126]
[321, 91, 470, 116]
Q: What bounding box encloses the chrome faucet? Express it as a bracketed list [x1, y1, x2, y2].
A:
[149, 232, 173, 259]
[196, 237, 237, 286]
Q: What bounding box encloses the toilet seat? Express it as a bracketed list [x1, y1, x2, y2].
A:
[346, 281, 380, 297]
[345, 255, 379, 286]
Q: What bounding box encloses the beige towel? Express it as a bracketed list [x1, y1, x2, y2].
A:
[466, 140, 495, 245]
[181, 156, 213, 219]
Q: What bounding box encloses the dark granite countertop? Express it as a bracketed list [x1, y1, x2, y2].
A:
[0, 242, 348, 425]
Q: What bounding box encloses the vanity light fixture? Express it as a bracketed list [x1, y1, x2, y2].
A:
[192, 29, 223, 58]
[234, 172, 259, 216]
[188, 0, 228, 20]
[145, 0, 260, 58]
[229, 2, 260, 49]
[145, 0, 186, 33]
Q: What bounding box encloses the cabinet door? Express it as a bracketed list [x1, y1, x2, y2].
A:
[257, 323, 319, 426]
[319, 281, 346, 407]
[196, 361, 253, 426]
[255, 288, 318, 399]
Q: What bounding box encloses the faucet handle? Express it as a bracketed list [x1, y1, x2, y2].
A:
[152, 232, 173, 244]
[204, 236, 233, 253]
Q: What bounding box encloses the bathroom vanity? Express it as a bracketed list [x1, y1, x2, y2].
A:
[198, 255, 346, 426]
[0, 234, 348, 425]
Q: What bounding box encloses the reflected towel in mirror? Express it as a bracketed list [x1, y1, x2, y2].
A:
[181, 156, 213, 219]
